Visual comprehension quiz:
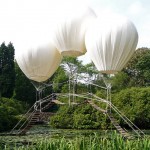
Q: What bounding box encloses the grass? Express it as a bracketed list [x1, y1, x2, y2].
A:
[0, 130, 150, 150]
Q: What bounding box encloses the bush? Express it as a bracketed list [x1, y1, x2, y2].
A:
[0, 97, 26, 132]
[50, 104, 109, 129]
[50, 87, 150, 130]
[50, 106, 74, 129]
[112, 87, 150, 129]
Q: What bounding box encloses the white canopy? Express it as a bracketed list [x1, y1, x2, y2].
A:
[52, 4, 96, 57]
[15, 43, 62, 82]
[85, 14, 138, 74]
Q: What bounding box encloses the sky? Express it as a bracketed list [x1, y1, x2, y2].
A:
[0, 0, 150, 64]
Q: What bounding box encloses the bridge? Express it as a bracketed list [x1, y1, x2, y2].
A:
[9, 93, 145, 139]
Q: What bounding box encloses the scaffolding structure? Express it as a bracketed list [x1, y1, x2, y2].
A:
[9, 70, 145, 139]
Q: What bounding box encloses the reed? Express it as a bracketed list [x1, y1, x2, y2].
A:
[3, 131, 150, 150]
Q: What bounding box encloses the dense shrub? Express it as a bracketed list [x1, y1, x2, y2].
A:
[50, 87, 150, 130]
[50, 106, 74, 129]
[50, 104, 109, 129]
[0, 97, 26, 132]
[112, 87, 150, 129]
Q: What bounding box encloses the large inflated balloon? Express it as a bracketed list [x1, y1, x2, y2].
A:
[85, 14, 138, 74]
[52, 4, 96, 57]
[15, 43, 62, 82]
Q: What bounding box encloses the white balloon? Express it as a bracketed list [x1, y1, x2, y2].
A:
[14, 1, 64, 82]
[52, 4, 96, 57]
[15, 43, 62, 82]
[85, 14, 138, 74]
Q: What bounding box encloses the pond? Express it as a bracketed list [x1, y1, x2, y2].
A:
[0, 125, 150, 149]
[0, 125, 110, 143]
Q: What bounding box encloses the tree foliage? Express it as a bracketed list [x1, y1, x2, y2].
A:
[111, 48, 150, 92]
[1, 43, 150, 131]
[50, 104, 109, 129]
[52, 66, 68, 93]
[0, 42, 15, 98]
[14, 62, 36, 105]
[111, 72, 130, 92]
[0, 97, 26, 132]
[112, 87, 150, 129]
[123, 47, 150, 87]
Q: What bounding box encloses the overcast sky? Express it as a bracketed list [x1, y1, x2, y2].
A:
[0, 0, 149, 63]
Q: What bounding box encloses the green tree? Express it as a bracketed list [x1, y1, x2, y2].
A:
[50, 105, 74, 128]
[112, 87, 150, 129]
[52, 57, 86, 94]
[111, 72, 130, 92]
[0, 42, 15, 98]
[52, 66, 68, 93]
[14, 62, 36, 105]
[0, 97, 26, 132]
[135, 53, 150, 85]
[50, 104, 109, 129]
[110, 48, 150, 91]
[123, 47, 150, 87]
